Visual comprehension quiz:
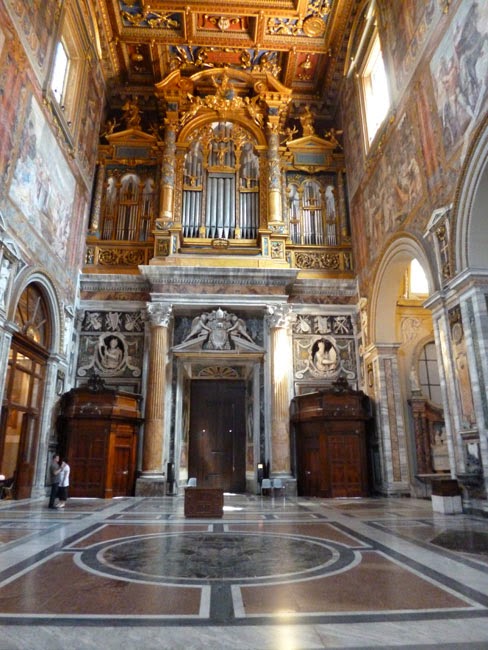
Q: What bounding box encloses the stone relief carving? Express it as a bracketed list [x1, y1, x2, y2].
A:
[78, 332, 141, 377]
[179, 307, 259, 351]
[77, 310, 144, 381]
[292, 313, 357, 383]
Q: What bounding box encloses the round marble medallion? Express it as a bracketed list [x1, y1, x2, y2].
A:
[80, 532, 357, 585]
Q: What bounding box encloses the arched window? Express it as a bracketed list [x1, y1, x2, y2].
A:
[14, 283, 51, 347]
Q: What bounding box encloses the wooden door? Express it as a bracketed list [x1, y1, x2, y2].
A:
[296, 428, 332, 497]
[15, 413, 36, 500]
[328, 432, 366, 497]
[68, 424, 107, 498]
[112, 444, 131, 496]
[110, 428, 136, 497]
[188, 380, 246, 492]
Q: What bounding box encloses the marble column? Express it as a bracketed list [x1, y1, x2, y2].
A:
[159, 122, 177, 221]
[88, 162, 105, 235]
[137, 303, 172, 496]
[32, 358, 60, 498]
[266, 304, 293, 480]
[267, 127, 283, 224]
[366, 343, 410, 495]
[0, 325, 12, 413]
[338, 171, 349, 239]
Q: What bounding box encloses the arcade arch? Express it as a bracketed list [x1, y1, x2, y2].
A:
[366, 236, 437, 495]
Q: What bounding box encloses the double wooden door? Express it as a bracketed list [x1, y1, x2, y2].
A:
[296, 422, 369, 498]
[188, 380, 246, 492]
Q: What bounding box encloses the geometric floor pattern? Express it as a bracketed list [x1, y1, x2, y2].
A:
[1, 494, 488, 648]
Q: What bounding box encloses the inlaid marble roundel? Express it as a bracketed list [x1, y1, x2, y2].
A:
[81, 532, 357, 585]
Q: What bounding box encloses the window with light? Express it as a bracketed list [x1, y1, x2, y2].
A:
[361, 32, 390, 145]
[50, 42, 69, 106]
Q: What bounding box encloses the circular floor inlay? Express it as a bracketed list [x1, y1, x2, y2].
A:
[79, 532, 357, 585]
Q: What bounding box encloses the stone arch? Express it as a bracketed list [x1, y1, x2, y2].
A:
[454, 119, 488, 273]
[8, 267, 64, 356]
[370, 235, 436, 344]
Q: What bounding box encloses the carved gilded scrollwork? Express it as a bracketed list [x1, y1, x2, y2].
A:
[98, 248, 146, 266]
[294, 251, 340, 269]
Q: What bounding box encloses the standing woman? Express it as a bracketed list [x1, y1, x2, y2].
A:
[56, 459, 70, 509]
[48, 454, 61, 509]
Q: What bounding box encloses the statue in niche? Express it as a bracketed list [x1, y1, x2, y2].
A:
[311, 338, 337, 375]
[99, 335, 124, 370]
[240, 142, 258, 186]
[122, 96, 142, 129]
[300, 105, 315, 136]
[325, 185, 336, 219]
[0, 257, 11, 309]
[78, 331, 141, 378]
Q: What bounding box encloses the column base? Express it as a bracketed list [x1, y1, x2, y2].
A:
[135, 475, 166, 497]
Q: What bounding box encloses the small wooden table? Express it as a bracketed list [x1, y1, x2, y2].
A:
[184, 487, 224, 518]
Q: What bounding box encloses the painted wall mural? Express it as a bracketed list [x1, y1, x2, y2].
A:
[363, 112, 424, 255]
[8, 95, 76, 263]
[380, 0, 440, 99]
[4, 0, 60, 85]
[0, 10, 27, 186]
[341, 80, 363, 199]
[430, 0, 488, 155]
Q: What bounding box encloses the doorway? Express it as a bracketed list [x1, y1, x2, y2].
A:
[188, 380, 246, 491]
[0, 342, 47, 499]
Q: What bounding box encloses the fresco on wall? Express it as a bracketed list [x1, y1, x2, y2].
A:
[4, 0, 59, 84]
[380, 0, 439, 98]
[0, 14, 26, 185]
[363, 112, 423, 254]
[341, 80, 363, 199]
[430, 1, 488, 155]
[0, 21, 5, 56]
[8, 96, 76, 263]
[77, 65, 104, 184]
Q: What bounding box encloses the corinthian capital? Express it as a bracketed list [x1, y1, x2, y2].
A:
[147, 303, 173, 327]
[266, 304, 292, 330]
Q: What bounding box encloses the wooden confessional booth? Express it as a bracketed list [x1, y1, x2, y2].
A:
[291, 377, 372, 498]
[57, 376, 142, 498]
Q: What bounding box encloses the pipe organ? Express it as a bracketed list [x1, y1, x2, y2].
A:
[85, 66, 352, 274]
[181, 122, 260, 240]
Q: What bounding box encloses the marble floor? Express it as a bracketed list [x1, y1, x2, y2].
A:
[0, 494, 488, 649]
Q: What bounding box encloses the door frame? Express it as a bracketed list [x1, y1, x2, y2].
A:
[173, 354, 263, 493]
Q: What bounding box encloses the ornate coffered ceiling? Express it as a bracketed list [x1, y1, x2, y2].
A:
[95, 0, 361, 128]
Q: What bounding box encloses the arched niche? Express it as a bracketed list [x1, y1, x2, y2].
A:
[370, 236, 435, 344]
